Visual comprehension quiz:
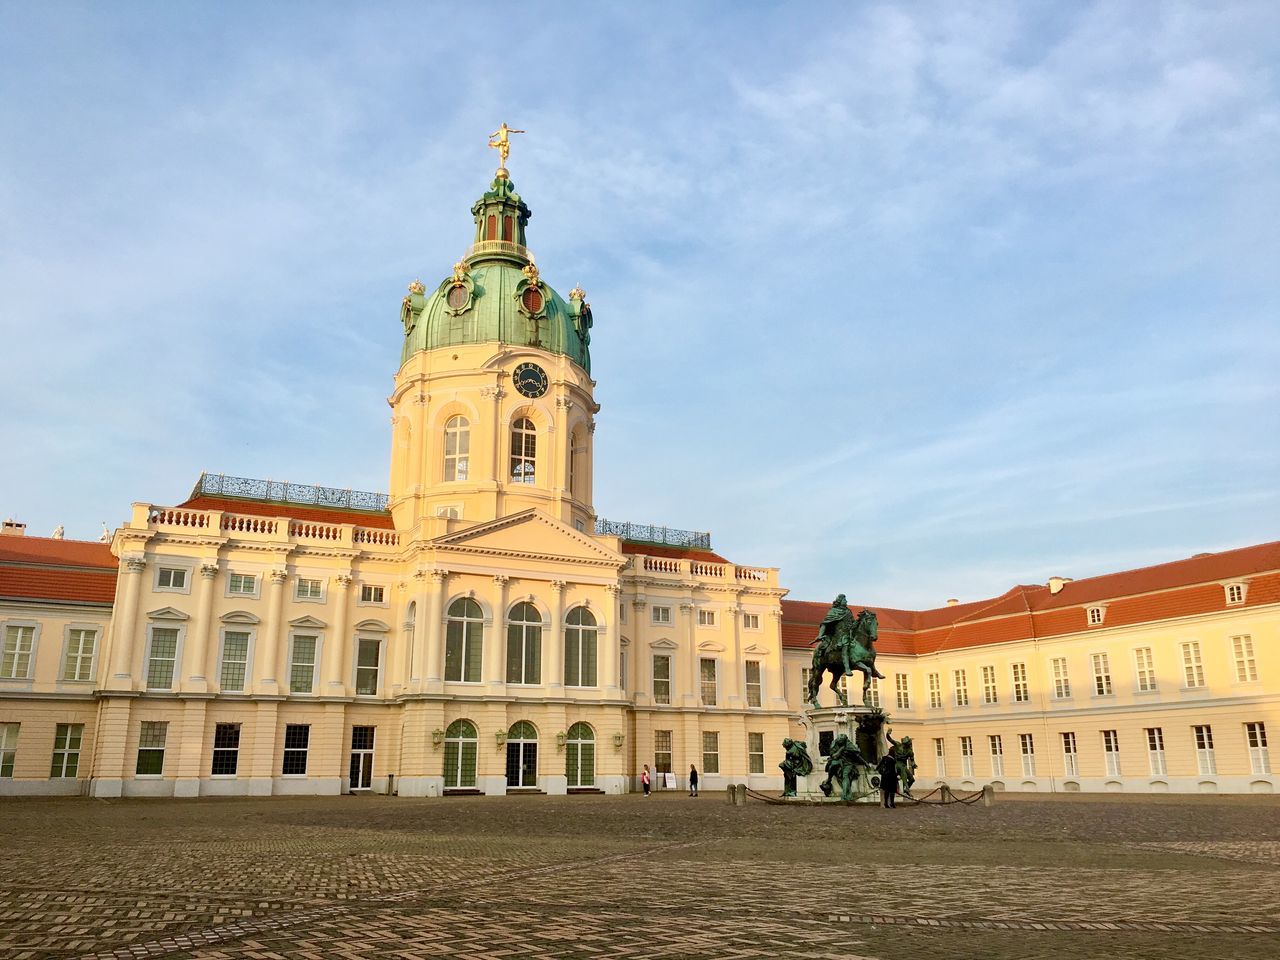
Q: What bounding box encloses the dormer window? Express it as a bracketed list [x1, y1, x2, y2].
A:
[521, 285, 543, 314]
[1225, 583, 1246, 605]
[1087, 606, 1105, 626]
[446, 284, 469, 309]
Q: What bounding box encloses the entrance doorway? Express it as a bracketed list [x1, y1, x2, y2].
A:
[444, 719, 478, 788]
[566, 722, 595, 787]
[505, 721, 538, 788]
[349, 726, 375, 791]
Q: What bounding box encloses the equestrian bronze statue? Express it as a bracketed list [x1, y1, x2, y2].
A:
[806, 595, 884, 709]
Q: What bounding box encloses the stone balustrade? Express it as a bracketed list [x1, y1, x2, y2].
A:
[627, 554, 779, 587]
[134, 503, 400, 552]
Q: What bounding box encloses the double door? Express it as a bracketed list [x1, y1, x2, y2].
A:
[349, 726, 375, 791]
[505, 740, 537, 788]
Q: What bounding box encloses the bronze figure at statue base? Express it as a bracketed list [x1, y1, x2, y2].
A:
[780, 704, 888, 803]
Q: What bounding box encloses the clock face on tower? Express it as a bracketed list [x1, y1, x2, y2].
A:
[512, 362, 549, 398]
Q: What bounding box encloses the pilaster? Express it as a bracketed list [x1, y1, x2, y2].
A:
[106, 556, 146, 690]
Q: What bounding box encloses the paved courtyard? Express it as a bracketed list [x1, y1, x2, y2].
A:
[2, 790, 1279, 960]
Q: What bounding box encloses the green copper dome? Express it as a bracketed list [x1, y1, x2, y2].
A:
[399, 175, 593, 373]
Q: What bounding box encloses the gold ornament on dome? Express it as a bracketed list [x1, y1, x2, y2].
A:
[408, 279, 426, 295]
[522, 262, 541, 286]
[451, 260, 470, 283]
[488, 122, 525, 178]
[569, 283, 585, 301]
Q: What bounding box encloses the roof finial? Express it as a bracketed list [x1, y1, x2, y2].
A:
[488, 122, 525, 179]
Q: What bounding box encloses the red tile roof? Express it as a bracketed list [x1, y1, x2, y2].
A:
[782, 540, 1280, 654]
[177, 495, 396, 529]
[0, 536, 118, 606]
[619, 541, 729, 564]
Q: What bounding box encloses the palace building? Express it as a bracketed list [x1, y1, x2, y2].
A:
[1, 153, 1277, 798]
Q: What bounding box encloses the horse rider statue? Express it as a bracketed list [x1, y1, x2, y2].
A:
[806, 594, 885, 709]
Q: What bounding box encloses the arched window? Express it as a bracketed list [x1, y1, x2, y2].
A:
[502, 215, 513, 242]
[510, 417, 536, 484]
[506, 602, 542, 685]
[506, 720, 538, 788]
[565, 722, 595, 788]
[485, 214, 497, 240]
[568, 428, 582, 495]
[445, 598, 483, 683]
[564, 607, 598, 687]
[444, 719, 477, 788]
[444, 416, 470, 482]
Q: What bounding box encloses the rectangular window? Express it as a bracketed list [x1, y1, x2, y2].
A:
[933, 738, 946, 777]
[1019, 733, 1035, 777]
[1134, 647, 1157, 692]
[988, 735, 1004, 777]
[699, 658, 718, 706]
[62, 628, 97, 682]
[296, 578, 323, 600]
[1091, 653, 1113, 696]
[220, 631, 250, 691]
[702, 731, 719, 774]
[652, 654, 671, 705]
[1246, 722, 1270, 775]
[652, 606, 672, 624]
[1145, 727, 1166, 776]
[1193, 724, 1217, 775]
[960, 735, 974, 777]
[742, 613, 760, 630]
[1088, 606, 1104, 625]
[50, 723, 83, 777]
[1232, 635, 1258, 682]
[953, 669, 969, 707]
[801, 666, 811, 699]
[1, 625, 35, 679]
[0, 722, 18, 777]
[1227, 583, 1245, 604]
[895, 673, 910, 709]
[1051, 658, 1071, 699]
[157, 567, 186, 589]
[697, 609, 716, 627]
[146, 627, 179, 690]
[1061, 732, 1078, 777]
[865, 676, 880, 708]
[1181, 642, 1205, 688]
[1102, 729, 1121, 777]
[360, 584, 385, 604]
[355, 639, 381, 696]
[1010, 662, 1029, 703]
[444, 615, 482, 683]
[654, 729, 673, 774]
[981, 665, 997, 704]
[282, 724, 310, 775]
[228, 573, 256, 595]
[211, 723, 240, 776]
[748, 732, 765, 774]
[928, 672, 942, 709]
[745, 660, 762, 707]
[135, 721, 168, 776]
[289, 635, 318, 694]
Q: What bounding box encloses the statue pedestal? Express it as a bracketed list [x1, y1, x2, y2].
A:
[786, 705, 884, 803]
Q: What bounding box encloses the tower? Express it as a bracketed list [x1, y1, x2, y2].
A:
[388, 140, 598, 535]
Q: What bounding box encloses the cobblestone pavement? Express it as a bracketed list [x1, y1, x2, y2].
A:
[1, 792, 1279, 959]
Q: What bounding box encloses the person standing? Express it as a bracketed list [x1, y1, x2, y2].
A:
[641, 764, 651, 797]
[688, 764, 699, 797]
[876, 751, 899, 808]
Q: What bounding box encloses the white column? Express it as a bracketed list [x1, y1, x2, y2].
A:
[767, 608, 788, 708]
[726, 601, 743, 708]
[255, 569, 288, 694]
[423, 570, 448, 689]
[487, 575, 509, 689]
[409, 570, 430, 689]
[107, 556, 146, 689]
[324, 574, 352, 694]
[547, 579, 566, 688]
[183, 561, 219, 690]
[681, 600, 697, 707]
[603, 584, 621, 694]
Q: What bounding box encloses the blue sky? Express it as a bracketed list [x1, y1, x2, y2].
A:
[1, 1, 1277, 608]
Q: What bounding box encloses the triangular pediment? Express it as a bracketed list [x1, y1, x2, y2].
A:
[146, 606, 189, 621]
[650, 638, 679, 649]
[289, 615, 328, 629]
[432, 508, 625, 567]
[743, 642, 767, 654]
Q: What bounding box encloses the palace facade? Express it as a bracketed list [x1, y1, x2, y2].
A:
[1, 162, 1277, 798]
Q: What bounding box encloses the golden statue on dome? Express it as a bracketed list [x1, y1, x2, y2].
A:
[488, 122, 525, 178]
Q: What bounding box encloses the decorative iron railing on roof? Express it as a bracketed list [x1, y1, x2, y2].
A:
[594, 518, 711, 550]
[192, 472, 390, 513]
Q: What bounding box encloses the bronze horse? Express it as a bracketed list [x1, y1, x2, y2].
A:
[806, 606, 884, 709]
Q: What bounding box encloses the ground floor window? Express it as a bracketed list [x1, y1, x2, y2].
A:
[505, 721, 538, 788]
[702, 731, 720, 775]
[444, 719, 478, 788]
[212, 723, 240, 776]
[934, 738, 946, 777]
[1018, 733, 1035, 777]
[51, 723, 83, 778]
[654, 729, 673, 775]
[566, 722, 595, 787]
[1145, 727, 1166, 776]
[135, 721, 168, 776]
[1102, 730, 1121, 777]
[1061, 731, 1078, 777]
[0, 722, 18, 777]
[282, 724, 310, 775]
[959, 736, 973, 777]
[1246, 722, 1270, 775]
[988, 735, 1004, 777]
[1193, 725, 1216, 775]
[350, 726, 375, 790]
[747, 732, 764, 774]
